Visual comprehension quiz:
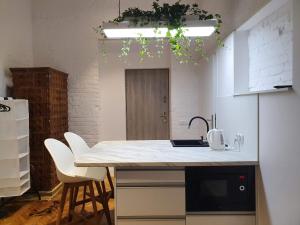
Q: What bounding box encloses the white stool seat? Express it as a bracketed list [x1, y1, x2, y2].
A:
[44, 138, 105, 225]
[64, 132, 108, 178]
[63, 133, 113, 225]
[44, 138, 106, 183]
[74, 167, 106, 181]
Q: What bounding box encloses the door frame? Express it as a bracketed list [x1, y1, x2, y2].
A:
[125, 68, 171, 140]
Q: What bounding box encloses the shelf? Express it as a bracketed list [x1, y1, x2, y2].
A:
[0, 99, 30, 197]
[0, 180, 30, 198]
[17, 134, 29, 140]
[0, 134, 29, 141]
[16, 117, 29, 121]
[20, 178, 30, 186]
[18, 152, 29, 159]
[234, 87, 292, 96]
[20, 170, 29, 177]
[0, 118, 29, 139]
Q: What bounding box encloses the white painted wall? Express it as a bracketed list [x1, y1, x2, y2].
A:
[99, 40, 210, 140]
[257, 0, 300, 224]
[32, 0, 106, 144]
[216, 34, 235, 97]
[31, 0, 236, 143]
[198, 1, 300, 224]
[233, 0, 270, 28]
[3, 1, 300, 224]
[99, 40, 171, 140]
[0, 0, 33, 96]
[170, 53, 209, 139]
[211, 34, 259, 159]
[198, 56, 215, 121]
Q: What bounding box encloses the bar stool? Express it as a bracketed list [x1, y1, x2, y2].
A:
[64, 132, 114, 199]
[44, 138, 111, 225]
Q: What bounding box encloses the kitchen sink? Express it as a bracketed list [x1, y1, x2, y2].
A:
[170, 139, 209, 147]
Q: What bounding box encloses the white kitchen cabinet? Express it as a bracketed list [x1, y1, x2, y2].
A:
[115, 169, 186, 225]
[117, 169, 185, 186]
[186, 215, 256, 225]
[0, 100, 30, 197]
[118, 219, 185, 225]
[117, 186, 185, 217]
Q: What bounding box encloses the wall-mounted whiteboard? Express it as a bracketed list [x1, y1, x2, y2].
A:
[234, 0, 293, 94]
[248, 1, 293, 91]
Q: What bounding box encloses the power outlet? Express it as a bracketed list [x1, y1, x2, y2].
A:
[179, 120, 189, 126]
[234, 133, 245, 151]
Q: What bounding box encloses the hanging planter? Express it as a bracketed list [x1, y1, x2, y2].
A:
[95, 0, 223, 64]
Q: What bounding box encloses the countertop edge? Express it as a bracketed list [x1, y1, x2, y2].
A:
[74, 161, 259, 167]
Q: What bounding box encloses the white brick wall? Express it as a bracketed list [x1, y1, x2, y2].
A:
[68, 70, 101, 145]
[248, 2, 293, 91]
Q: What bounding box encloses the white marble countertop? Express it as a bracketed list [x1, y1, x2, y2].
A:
[74, 140, 258, 167]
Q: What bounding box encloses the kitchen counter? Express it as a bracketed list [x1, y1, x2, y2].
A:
[75, 140, 258, 225]
[75, 140, 258, 167]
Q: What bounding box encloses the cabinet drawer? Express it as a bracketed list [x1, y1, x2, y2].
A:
[118, 219, 185, 225]
[186, 215, 256, 225]
[117, 170, 184, 186]
[117, 187, 185, 217]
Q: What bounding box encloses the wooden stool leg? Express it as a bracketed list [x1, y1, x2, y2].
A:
[88, 181, 98, 217]
[95, 181, 104, 204]
[101, 181, 112, 225]
[73, 186, 79, 206]
[56, 183, 68, 225]
[68, 185, 74, 222]
[81, 184, 87, 213]
[71, 186, 79, 218]
[106, 167, 114, 198]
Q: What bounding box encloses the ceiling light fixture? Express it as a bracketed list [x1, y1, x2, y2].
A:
[96, 0, 223, 62]
[102, 19, 217, 39]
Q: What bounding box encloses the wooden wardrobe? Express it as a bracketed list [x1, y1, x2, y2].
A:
[11, 67, 68, 192]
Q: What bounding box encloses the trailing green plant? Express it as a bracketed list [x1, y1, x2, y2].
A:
[136, 35, 153, 60]
[95, 0, 223, 63]
[155, 37, 165, 58]
[120, 39, 132, 58]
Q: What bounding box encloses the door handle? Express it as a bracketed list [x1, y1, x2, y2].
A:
[163, 96, 167, 103]
[160, 112, 168, 123]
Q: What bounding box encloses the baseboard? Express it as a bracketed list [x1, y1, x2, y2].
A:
[38, 182, 63, 200]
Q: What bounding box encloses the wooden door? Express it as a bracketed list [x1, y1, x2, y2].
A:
[125, 69, 169, 140]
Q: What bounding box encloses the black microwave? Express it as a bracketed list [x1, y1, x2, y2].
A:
[186, 166, 255, 213]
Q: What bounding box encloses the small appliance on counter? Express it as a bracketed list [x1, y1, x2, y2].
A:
[185, 166, 255, 214]
[207, 129, 225, 150]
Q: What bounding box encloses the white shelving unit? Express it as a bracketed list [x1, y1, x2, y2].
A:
[0, 100, 30, 197]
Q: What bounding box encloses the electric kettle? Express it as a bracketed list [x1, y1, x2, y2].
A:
[207, 129, 225, 150]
